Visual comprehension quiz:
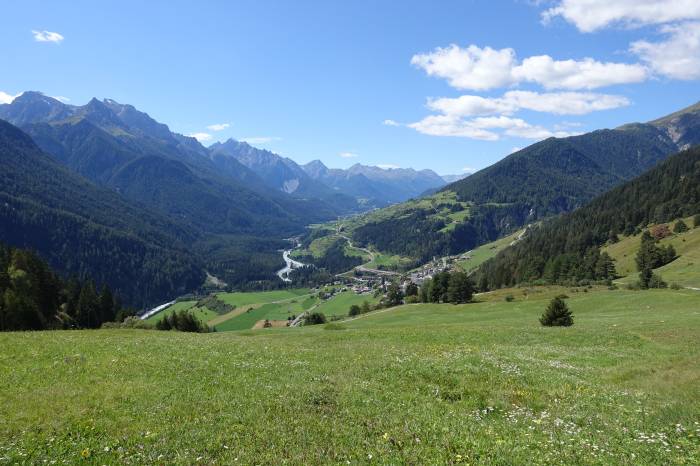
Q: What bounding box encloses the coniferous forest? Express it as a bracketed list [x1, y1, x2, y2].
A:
[0, 241, 124, 331]
[477, 146, 700, 289]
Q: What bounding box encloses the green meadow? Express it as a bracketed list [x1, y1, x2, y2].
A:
[1, 287, 698, 464]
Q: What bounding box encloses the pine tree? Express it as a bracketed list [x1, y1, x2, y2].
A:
[539, 297, 573, 327]
[99, 286, 115, 324]
[76, 281, 99, 329]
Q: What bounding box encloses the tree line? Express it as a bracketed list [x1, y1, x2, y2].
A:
[0, 242, 126, 331]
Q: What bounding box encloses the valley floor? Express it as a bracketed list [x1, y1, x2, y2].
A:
[0, 288, 699, 464]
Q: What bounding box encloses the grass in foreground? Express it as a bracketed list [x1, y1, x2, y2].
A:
[0, 288, 699, 464]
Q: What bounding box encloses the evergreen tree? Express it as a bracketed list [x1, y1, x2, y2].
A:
[76, 281, 100, 329]
[539, 297, 573, 327]
[673, 220, 689, 233]
[594, 252, 616, 280]
[99, 286, 115, 324]
[447, 272, 475, 304]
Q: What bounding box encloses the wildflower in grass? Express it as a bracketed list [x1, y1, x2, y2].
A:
[80, 448, 91, 458]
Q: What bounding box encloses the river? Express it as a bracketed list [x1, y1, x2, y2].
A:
[277, 249, 305, 282]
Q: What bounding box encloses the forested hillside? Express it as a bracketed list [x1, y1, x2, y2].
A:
[346, 101, 700, 266]
[477, 145, 700, 289]
[0, 92, 354, 291]
[0, 119, 205, 306]
[0, 241, 125, 331]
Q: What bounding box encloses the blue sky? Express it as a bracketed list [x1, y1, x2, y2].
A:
[1, 0, 699, 175]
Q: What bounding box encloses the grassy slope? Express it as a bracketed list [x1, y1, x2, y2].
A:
[216, 289, 310, 307]
[456, 228, 525, 274]
[213, 291, 316, 331]
[603, 218, 700, 288]
[294, 191, 469, 268]
[1, 288, 698, 464]
[313, 291, 379, 318]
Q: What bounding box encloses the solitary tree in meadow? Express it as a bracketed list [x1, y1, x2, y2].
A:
[539, 297, 573, 327]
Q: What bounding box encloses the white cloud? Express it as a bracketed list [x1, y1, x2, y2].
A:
[408, 114, 500, 140]
[52, 96, 70, 103]
[411, 44, 516, 90]
[409, 114, 579, 141]
[510, 147, 522, 154]
[339, 152, 359, 158]
[412, 44, 646, 90]
[428, 90, 629, 117]
[32, 30, 64, 43]
[542, 0, 700, 32]
[382, 119, 400, 126]
[462, 166, 477, 173]
[189, 132, 212, 142]
[240, 136, 280, 144]
[427, 94, 514, 117]
[512, 55, 647, 89]
[631, 22, 700, 80]
[0, 91, 20, 104]
[377, 164, 400, 169]
[207, 123, 230, 131]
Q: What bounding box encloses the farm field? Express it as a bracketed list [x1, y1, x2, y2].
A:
[1, 287, 698, 464]
[314, 290, 379, 318]
[216, 288, 311, 307]
[214, 295, 319, 331]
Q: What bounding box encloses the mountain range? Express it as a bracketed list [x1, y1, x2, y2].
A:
[301, 161, 448, 207]
[209, 139, 448, 209]
[0, 91, 450, 304]
[344, 100, 700, 265]
[3, 90, 700, 305]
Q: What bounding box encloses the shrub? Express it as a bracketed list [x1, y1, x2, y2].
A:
[670, 282, 682, 290]
[504, 294, 515, 302]
[348, 304, 361, 317]
[404, 295, 420, 304]
[648, 273, 668, 289]
[304, 312, 327, 326]
[155, 310, 209, 333]
[694, 214, 700, 228]
[673, 220, 689, 234]
[101, 317, 154, 330]
[651, 224, 672, 240]
[539, 297, 574, 327]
